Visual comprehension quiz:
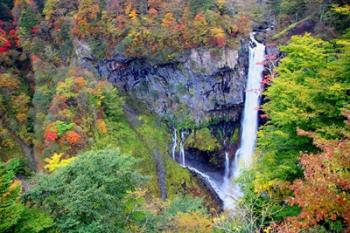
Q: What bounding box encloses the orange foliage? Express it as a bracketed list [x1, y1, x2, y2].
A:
[74, 76, 86, 88]
[128, 9, 138, 20]
[277, 129, 350, 232]
[72, 0, 100, 37]
[162, 12, 176, 28]
[96, 119, 108, 134]
[64, 131, 82, 145]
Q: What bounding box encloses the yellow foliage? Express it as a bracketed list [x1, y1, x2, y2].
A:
[216, 0, 226, 10]
[0, 73, 20, 90]
[333, 4, 350, 15]
[129, 10, 138, 20]
[43, 0, 59, 19]
[44, 153, 76, 172]
[173, 211, 212, 233]
[9, 179, 21, 192]
[12, 93, 30, 121]
[263, 226, 273, 233]
[210, 27, 225, 38]
[16, 113, 27, 123]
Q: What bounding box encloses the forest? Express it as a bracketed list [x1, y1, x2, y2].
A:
[0, 0, 349, 232]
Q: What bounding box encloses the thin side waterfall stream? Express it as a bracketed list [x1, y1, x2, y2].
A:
[171, 33, 265, 211]
[172, 128, 177, 160]
[180, 131, 186, 167]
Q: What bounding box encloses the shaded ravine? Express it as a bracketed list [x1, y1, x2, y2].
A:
[172, 33, 265, 210]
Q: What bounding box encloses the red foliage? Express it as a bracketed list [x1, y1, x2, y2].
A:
[148, 8, 158, 18]
[8, 29, 16, 37]
[31, 26, 39, 34]
[260, 75, 274, 85]
[215, 36, 225, 48]
[0, 25, 20, 52]
[0, 28, 11, 53]
[45, 129, 58, 142]
[31, 54, 40, 63]
[0, 39, 11, 53]
[194, 12, 205, 22]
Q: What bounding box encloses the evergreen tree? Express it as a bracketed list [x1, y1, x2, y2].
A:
[0, 160, 53, 233]
[25, 149, 146, 233]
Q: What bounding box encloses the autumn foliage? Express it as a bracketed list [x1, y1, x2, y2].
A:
[44, 129, 58, 142]
[0, 25, 19, 53]
[276, 127, 350, 232]
[64, 131, 82, 145]
[23, 0, 251, 62]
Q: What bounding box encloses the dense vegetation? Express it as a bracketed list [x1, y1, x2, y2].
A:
[9, 0, 250, 63]
[232, 1, 350, 232]
[1, 0, 349, 232]
[1, 0, 228, 232]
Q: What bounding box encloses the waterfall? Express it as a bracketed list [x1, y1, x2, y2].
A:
[169, 33, 265, 211]
[172, 128, 177, 160]
[224, 152, 230, 179]
[220, 33, 265, 210]
[179, 130, 186, 167]
[233, 33, 265, 179]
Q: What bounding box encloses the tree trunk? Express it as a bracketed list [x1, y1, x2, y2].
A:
[154, 150, 167, 200]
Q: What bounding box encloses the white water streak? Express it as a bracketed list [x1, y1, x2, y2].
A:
[224, 152, 230, 179]
[180, 130, 186, 167]
[170, 33, 265, 211]
[222, 33, 265, 210]
[233, 34, 265, 179]
[172, 128, 177, 160]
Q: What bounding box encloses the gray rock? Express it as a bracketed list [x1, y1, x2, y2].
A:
[96, 41, 250, 126]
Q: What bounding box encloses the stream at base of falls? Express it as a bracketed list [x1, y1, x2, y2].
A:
[172, 33, 265, 211]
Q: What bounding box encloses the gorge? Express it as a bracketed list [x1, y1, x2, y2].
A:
[170, 33, 266, 210]
[2, 0, 350, 232]
[95, 30, 266, 210]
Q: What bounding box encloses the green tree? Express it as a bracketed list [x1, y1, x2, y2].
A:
[24, 149, 146, 233]
[236, 32, 350, 232]
[253, 34, 350, 195]
[0, 160, 53, 233]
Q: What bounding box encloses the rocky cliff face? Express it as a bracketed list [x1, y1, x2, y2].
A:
[97, 41, 249, 128]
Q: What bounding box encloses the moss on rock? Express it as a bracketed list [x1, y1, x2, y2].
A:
[185, 128, 220, 152]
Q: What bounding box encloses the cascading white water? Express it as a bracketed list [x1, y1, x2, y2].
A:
[233, 33, 265, 179]
[172, 128, 177, 160]
[224, 152, 230, 179]
[179, 130, 186, 167]
[220, 33, 265, 210]
[170, 33, 265, 211]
